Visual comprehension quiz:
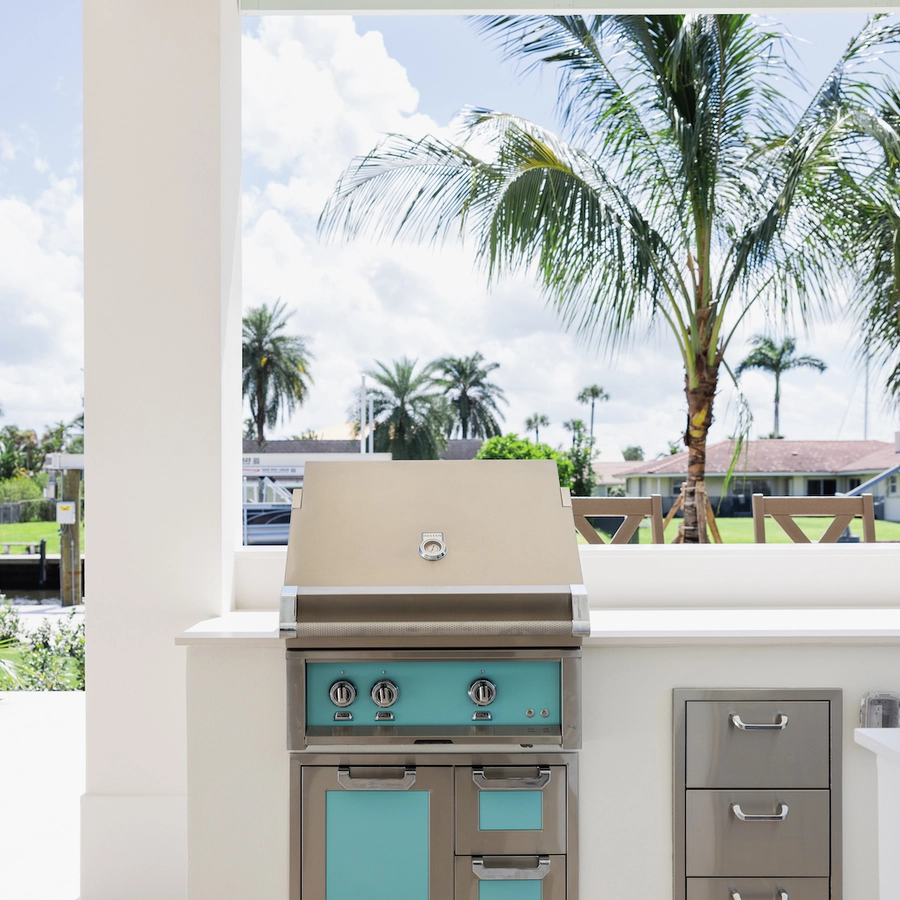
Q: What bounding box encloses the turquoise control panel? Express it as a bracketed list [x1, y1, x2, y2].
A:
[306, 660, 561, 727]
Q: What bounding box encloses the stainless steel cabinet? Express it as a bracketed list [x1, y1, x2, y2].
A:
[293, 755, 577, 900]
[674, 690, 841, 900]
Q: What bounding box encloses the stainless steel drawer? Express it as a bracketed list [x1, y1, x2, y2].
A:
[685, 790, 830, 877]
[686, 701, 830, 789]
[455, 766, 567, 855]
[686, 878, 830, 900]
[455, 855, 566, 900]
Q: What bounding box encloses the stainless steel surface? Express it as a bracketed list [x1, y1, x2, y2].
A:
[333, 711, 352, 721]
[687, 879, 827, 900]
[731, 714, 789, 731]
[472, 711, 492, 721]
[418, 532, 447, 561]
[300, 765, 454, 900]
[336, 765, 416, 790]
[472, 857, 551, 880]
[329, 680, 356, 707]
[373, 711, 394, 721]
[289, 753, 578, 900]
[279, 584, 298, 635]
[455, 855, 567, 900]
[468, 679, 497, 706]
[685, 790, 830, 877]
[673, 689, 842, 900]
[472, 766, 551, 790]
[456, 765, 567, 855]
[731, 802, 788, 822]
[685, 700, 830, 789]
[371, 679, 399, 708]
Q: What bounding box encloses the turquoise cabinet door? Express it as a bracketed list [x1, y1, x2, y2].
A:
[301, 766, 454, 900]
[478, 881, 543, 900]
[326, 790, 429, 900]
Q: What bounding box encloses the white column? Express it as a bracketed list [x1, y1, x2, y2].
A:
[81, 0, 242, 896]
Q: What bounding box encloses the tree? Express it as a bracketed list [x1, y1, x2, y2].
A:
[435, 352, 507, 438]
[525, 413, 549, 443]
[320, 15, 900, 541]
[623, 446, 644, 461]
[576, 385, 609, 444]
[475, 433, 573, 486]
[242, 300, 314, 446]
[365, 357, 449, 459]
[563, 419, 597, 496]
[736, 336, 826, 437]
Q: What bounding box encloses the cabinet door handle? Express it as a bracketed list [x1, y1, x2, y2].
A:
[472, 766, 551, 790]
[731, 713, 789, 731]
[336, 767, 416, 790]
[472, 857, 551, 880]
[730, 893, 787, 900]
[731, 802, 789, 822]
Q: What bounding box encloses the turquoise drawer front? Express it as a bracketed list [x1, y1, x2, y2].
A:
[306, 661, 561, 727]
[479, 791, 543, 831]
[479, 882, 542, 900]
[325, 790, 429, 900]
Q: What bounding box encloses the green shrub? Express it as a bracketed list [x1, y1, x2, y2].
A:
[0, 476, 43, 502]
[0, 601, 22, 643]
[475, 434, 574, 487]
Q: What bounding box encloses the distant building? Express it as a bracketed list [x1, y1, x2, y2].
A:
[592, 460, 647, 497]
[616, 440, 900, 520]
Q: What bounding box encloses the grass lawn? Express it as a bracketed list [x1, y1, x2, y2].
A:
[580, 516, 900, 544]
[0, 522, 86, 554]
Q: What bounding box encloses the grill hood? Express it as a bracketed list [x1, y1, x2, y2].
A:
[279, 460, 588, 647]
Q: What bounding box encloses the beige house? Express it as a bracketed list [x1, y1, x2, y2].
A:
[617, 440, 900, 520]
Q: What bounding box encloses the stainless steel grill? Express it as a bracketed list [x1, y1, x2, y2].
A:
[282, 459, 586, 900]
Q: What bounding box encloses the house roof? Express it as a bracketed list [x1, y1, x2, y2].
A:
[616, 440, 897, 477]
[242, 438, 484, 460]
[593, 460, 646, 486]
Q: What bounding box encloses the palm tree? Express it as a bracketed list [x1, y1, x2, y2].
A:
[366, 357, 449, 459]
[320, 15, 900, 541]
[242, 300, 314, 446]
[525, 413, 549, 443]
[736, 336, 826, 437]
[576, 385, 609, 445]
[435, 353, 507, 439]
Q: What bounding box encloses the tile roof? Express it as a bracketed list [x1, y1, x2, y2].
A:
[593, 460, 646, 485]
[242, 438, 484, 460]
[615, 440, 896, 477]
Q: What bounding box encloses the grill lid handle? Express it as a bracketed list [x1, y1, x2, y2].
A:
[279, 586, 298, 635]
[570, 584, 590, 636]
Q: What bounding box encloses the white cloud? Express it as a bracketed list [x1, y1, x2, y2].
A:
[0, 173, 84, 429]
[241, 16, 899, 461]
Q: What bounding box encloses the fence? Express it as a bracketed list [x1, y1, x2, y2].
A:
[0, 499, 58, 524]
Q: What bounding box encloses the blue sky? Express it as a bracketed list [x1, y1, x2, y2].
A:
[1, 7, 896, 456]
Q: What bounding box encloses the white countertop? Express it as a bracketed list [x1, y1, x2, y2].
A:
[855, 728, 900, 766]
[176, 607, 900, 646]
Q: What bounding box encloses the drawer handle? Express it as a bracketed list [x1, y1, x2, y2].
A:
[731, 713, 789, 731]
[472, 766, 551, 790]
[730, 893, 788, 900]
[472, 857, 551, 880]
[337, 767, 416, 790]
[731, 802, 789, 822]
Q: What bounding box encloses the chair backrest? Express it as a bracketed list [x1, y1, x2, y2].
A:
[751, 493, 876, 543]
[571, 495, 665, 545]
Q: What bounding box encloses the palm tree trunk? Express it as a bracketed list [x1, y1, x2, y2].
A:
[589, 401, 595, 445]
[682, 354, 720, 543]
[773, 372, 781, 437]
[255, 381, 267, 445]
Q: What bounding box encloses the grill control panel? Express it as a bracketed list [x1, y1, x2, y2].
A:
[307, 660, 561, 729]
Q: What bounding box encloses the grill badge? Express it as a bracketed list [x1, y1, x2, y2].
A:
[418, 532, 447, 561]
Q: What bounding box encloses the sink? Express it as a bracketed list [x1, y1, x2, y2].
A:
[855, 728, 900, 900]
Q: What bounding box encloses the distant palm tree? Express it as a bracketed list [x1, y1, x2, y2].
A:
[435, 353, 507, 439]
[576, 385, 609, 445]
[736, 336, 826, 437]
[367, 357, 449, 459]
[525, 413, 549, 443]
[242, 300, 314, 445]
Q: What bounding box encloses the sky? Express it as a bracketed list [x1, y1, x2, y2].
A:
[1, 7, 897, 460]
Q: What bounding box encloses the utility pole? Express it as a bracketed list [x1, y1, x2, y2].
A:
[360, 375, 366, 454]
[59, 469, 82, 608]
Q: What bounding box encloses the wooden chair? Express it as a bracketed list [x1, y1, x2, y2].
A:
[571, 495, 665, 545]
[751, 493, 876, 543]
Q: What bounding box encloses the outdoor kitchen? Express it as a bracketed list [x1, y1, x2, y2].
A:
[178, 460, 900, 900]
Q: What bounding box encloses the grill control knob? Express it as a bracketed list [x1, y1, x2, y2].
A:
[468, 679, 497, 707]
[329, 680, 357, 708]
[371, 680, 399, 708]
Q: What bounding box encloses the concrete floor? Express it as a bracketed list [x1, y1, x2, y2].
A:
[0, 692, 84, 900]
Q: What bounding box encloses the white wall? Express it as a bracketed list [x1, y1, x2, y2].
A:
[81, 0, 241, 896]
